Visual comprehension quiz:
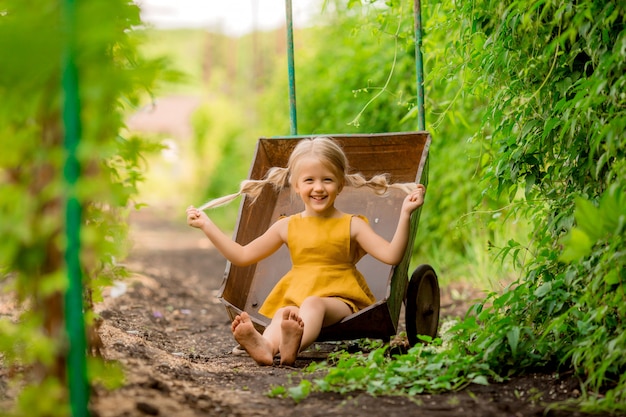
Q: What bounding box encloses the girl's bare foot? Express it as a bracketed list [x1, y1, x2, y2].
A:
[232, 312, 274, 366]
[279, 309, 304, 366]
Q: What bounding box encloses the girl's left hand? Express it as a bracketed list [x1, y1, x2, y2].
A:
[402, 184, 426, 214]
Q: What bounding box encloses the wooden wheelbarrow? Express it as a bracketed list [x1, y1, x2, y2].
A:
[217, 131, 440, 347]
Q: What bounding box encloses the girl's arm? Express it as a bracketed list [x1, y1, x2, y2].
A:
[352, 185, 425, 265]
[186, 206, 286, 266]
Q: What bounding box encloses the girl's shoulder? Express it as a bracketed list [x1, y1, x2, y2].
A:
[349, 213, 369, 224]
[268, 215, 290, 241]
[349, 214, 369, 233]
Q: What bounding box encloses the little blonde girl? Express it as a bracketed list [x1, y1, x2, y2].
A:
[187, 137, 425, 366]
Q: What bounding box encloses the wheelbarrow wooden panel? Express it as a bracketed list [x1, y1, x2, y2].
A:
[218, 131, 431, 340]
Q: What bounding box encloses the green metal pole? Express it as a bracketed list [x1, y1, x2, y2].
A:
[413, 0, 425, 131]
[285, 0, 298, 135]
[62, 0, 90, 416]
[413, 0, 429, 188]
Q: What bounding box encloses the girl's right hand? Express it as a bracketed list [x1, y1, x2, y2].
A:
[186, 205, 209, 229]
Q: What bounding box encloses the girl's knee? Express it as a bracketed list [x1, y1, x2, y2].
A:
[273, 306, 298, 320]
[300, 296, 324, 310]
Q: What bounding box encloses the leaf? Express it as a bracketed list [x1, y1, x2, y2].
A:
[534, 282, 552, 298]
[604, 270, 619, 286]
[574, 197, 604, 241]
[599, 184, 626, 233]
[471, 375, 489, 385]
[542, 117, 561, 139]
[595, 151, 609, 180]
[525, 173, 536, 197]
[507, 326, 520, 356]
[288, 380, 312, 404]
[559, 228, 593, 262]
[267, 385, 286, 398]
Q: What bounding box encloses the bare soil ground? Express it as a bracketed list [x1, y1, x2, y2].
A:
[0, 207, 612, 417]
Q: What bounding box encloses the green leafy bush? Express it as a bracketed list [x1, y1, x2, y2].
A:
[453, 0, 625, 411]
[0, 1, 164, 415]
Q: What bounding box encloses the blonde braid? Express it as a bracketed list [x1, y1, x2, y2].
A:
[197, 191, 242, 210]
[345, 172, 417, 196]
[388, 182, 418, 194]
[198, 167, 290, 211]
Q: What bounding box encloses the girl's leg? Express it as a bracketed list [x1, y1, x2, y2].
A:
[232, 307, 301, 366]
[297, 296, 352, 352]
[278, 308, 304, 366]
[262, 306, 299, 354]
[235, 300, 350, 366]
[231, 311, 275, 366]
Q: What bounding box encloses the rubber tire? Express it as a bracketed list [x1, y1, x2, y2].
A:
[405, 264, 440, 346]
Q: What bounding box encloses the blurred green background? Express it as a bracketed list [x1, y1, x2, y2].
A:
[130, 1, 520, 293]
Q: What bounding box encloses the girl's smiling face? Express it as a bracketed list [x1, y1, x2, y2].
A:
[292, 156, 343, 217]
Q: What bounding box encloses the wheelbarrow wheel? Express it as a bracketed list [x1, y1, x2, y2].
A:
[405, 264, 440, 346]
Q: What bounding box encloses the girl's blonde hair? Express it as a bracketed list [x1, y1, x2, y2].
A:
[199, 137, 417, 210]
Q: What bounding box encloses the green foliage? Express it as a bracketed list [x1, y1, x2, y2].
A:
[467, 0, 625, 210]
[266, 0, 625, 413]
[451, 184, 626, 412]
[272, 334, 499, 402]
[276, 1, 418, 134]
[0, 317, 60, 368]
[0, 0, 164, 415]
[139, 29, 207, 95]
[554, 185, 626, 411]
[449, 0, 626, 411]
[87, 356, 126, 391]
[134, 28, 283, 224]
[16, 378, 69, 417]
[186, 99, 258, 228]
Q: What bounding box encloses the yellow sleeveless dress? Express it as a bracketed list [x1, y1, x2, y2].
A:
[258, 213, 376, 319]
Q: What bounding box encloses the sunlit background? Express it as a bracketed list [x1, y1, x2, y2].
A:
[127, 1, 324, 221]
[136, 0, 318, 34]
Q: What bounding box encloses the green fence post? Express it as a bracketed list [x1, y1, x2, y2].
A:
[62, 0, 90, 415]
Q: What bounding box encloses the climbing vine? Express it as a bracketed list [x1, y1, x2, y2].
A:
[455, 0, 626, 411]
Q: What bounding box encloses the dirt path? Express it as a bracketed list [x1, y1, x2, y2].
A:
[88, 207, 595, 417]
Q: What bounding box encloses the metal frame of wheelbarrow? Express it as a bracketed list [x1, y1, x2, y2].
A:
[217, 0, 440, 347]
